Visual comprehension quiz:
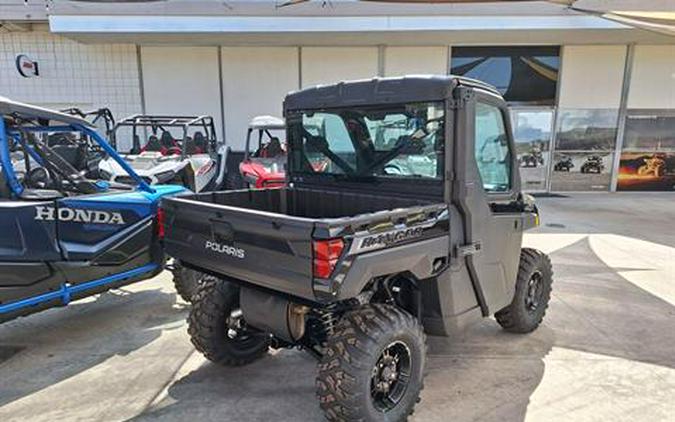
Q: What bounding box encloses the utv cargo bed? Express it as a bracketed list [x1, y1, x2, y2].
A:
[162, 187, 446, 301]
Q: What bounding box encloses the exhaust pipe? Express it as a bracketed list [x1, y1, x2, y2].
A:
[240, 287, 309, 343]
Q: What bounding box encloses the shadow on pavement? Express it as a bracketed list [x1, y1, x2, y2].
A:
[0, 287, 187, 408]
[130, 236, 675, 422]
[0, 345, 24, 365]
[130, 352, 321, 422]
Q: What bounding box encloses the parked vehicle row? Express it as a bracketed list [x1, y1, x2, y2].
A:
[0, 98, 293, 314]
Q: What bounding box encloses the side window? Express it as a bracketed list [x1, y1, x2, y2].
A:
[474, 102, 512, 192]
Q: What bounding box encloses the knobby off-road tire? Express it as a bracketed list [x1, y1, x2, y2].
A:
[188, 277, 270, 366]
[172, 260, 203, 303]
[495, 248, 553, 334]
[317, 304, 427, 422]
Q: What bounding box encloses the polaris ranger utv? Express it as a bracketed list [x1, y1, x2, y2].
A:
[162, 76, 553, 421]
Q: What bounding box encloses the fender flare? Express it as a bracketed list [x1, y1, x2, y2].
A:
[331, 236, 449, 301]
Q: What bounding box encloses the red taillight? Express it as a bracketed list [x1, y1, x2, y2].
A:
[313, 238, 344, 279]
[156, 207, 166, 240]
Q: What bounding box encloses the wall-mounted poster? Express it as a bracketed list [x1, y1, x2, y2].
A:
[618, 112, 675, 191]
[451, 46, 560, 105]
[551, 151, 613, 191]
[550, 109, 618, 191]
[617, 152, 675, 191]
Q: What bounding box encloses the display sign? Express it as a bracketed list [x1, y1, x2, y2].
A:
[617, 152, 675, 191]
[15, 54, 39, 78]
[618, 113, 675, 191]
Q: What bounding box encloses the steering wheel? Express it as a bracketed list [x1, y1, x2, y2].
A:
[25, 167, 59, 190]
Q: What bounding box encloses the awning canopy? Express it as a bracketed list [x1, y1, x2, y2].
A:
[580, 10, 675, 37]
[354, 0, 675, 37]
[42, 0, 673, 44]
[50, 14, 660, 45]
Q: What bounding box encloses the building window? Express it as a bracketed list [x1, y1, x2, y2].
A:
[451, 46, 560, 105]
[555, 109, 619, 152]
[511, 109, 554, 192]
[618, 111, 675, 191]
[550, 109, 618, 191]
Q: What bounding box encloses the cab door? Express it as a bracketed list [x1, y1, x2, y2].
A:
[452, 86, 524, 315]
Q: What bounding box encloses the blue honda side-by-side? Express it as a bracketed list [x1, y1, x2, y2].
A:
[0, 97, 187, 323]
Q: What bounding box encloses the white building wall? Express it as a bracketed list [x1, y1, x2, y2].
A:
[384, 46, 448, 77]
[140, 46, 223, 142]
[0, 30, 141, 119]
[558, 45, 627, 109]
[221, 47, 299, 150]
[628, 45, 675, 110]
[301, 47, 379, 88]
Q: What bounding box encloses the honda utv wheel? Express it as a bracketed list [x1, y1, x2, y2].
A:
[188, 277, 270, 366]
[317, 304, 426, 422]
[172, 260, 204, 302]
[495, 248, 553, 334]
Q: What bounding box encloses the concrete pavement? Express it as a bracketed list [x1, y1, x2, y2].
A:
[0, 193, 673, 422]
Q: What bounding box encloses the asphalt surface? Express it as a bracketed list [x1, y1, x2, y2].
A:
[0, 193, 673, 422]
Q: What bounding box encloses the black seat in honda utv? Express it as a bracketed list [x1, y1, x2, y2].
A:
[50, 144, 86, 170]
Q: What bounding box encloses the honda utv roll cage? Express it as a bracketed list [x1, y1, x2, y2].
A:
[0, 98, 153, 199]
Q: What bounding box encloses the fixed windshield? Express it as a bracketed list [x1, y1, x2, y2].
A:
[288, 102, 444, 179]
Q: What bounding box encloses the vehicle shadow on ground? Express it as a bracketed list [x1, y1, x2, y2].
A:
[0, 287, 188, 408]
[131, 352, 321, 422]
[131, 237, 675, 422]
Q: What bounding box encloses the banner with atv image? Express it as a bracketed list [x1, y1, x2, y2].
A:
[551, 151, 612, 191]
[617, 152, 675, 191]
[617, 112, 675, 191]
[550, 109, 618, 191]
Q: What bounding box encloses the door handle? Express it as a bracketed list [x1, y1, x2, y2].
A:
[456, 241, 482, 257]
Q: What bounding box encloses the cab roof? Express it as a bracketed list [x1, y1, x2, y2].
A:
[0, 96, 93, 127]
[283, 75, 502, 112]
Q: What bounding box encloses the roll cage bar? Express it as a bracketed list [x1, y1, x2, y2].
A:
[111, 114, 218, 159]
[61, 107, 116, 137]
[1, 111, 154, 197]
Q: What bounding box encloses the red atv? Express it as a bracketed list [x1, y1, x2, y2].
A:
[239, 116, 286, 189]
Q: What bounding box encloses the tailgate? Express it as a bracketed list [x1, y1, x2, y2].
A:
[162, 197, 315, 299]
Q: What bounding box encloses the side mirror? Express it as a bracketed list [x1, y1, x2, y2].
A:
[518, 192, 537, 213]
